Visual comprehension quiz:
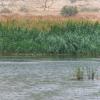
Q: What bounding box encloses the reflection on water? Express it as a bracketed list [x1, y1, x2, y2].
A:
[0, 58, 100, 100]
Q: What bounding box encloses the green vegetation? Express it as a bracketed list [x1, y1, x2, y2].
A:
[69, 0, 78, 3]
[86, 67, 96, 80]
[19, 6, 29, 13]
[75, 67, 84, 80]
[0, 8, 12, 14]
[61, 6, 78, 16]
[74, 66, 97, 80]
[0, 18, 100, 56]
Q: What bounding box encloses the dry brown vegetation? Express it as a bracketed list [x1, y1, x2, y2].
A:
[0, 12, 100, 22]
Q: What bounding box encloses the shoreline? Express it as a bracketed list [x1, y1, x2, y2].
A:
[0, 53, 100, 58]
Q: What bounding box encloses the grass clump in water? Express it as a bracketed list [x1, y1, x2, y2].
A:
[86, 67, 96, 80]
[75, 67, 84, 80]
[74, 66, 97, 81]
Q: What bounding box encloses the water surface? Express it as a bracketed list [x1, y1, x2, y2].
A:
[0, 58, 100, 100]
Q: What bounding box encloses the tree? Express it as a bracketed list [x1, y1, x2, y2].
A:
[38, 0, 56, 10]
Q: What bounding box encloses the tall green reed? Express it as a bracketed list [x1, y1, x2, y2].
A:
[0, 19, 100, 56]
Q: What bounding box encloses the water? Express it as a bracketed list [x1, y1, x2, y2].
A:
[0, 58, 100, 100]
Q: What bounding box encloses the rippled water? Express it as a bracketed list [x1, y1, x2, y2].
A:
[0, 58, 100, 100]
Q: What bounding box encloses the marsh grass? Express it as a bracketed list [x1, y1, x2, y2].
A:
[0, 18, 100, 56]
[86, 67, 96, 80]
[75, 67, 84, 80]
[74, 66, 97, 80]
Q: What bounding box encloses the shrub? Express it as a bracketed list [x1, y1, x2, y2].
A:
[0, 8, 12, 13]
[19, 6, 29, 13]
[61, 6, 78, 16]
[70, 0, 77, 3]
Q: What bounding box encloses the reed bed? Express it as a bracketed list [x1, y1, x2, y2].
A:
[0, 17, 100, 56]
[74, 66, 97, 80]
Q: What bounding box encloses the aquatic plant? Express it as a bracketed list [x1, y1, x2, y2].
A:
[74, 66, 97, 81]
[0, 18, 100, 56]
[75, 67, 84, 80]
[86, 67, 96, 80]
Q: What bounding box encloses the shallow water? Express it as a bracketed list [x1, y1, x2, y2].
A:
[0, 58, 100, 100]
